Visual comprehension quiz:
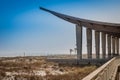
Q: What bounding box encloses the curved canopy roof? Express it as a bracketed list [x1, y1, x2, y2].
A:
[40, 7, 120, 36]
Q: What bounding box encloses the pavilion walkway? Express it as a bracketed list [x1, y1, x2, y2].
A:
[40, 7, 120, 61]
[40, 7, 120, 80]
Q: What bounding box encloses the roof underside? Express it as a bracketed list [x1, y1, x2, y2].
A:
[40, 7, 120, 37]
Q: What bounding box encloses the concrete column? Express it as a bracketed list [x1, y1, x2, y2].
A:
[76, 24, 82, 59]
[112, 36, 115, 56]
[107, 34, 111, 58]
[115, 37, 117, 55]
[116, 38, 119, 55]
[118, 38, 120, 55]
[95, 31, 100, 59]
[101, 32, 106, 59]
[86, 28, 92, 59]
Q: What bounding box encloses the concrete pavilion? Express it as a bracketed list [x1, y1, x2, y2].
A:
[40, 7, 120, 63]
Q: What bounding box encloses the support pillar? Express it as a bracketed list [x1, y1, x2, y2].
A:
[107, 34, 111, 58]
[95, 31, 100, 59]
[115, 37, 117, 55]
[86, 28, 92, 59]
[112, 36, 115, 56]
[76, 24, 82, 60]
[118, 38, 120, 55]
[116, 38, 119, 55]
[102, 32, 106, 59]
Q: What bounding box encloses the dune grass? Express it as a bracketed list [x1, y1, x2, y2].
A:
[0, 56, 97, 80]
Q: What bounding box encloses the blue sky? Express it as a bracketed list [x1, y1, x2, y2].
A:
[0, 0, 120, 56]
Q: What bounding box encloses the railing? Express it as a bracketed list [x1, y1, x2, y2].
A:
[82, 56, 120, 80]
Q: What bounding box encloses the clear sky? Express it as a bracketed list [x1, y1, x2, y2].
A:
[0, 0, 120, 57]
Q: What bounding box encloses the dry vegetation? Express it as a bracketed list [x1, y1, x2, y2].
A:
[0, 56, 97, 80]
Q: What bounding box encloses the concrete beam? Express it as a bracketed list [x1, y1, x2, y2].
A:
[102, 32, 106, 59]
[95, 31, 100, 59]
[81, 23, 120, 34]
[107, 34, 111, 58]
[76, 24, 82, 59]
[107, 33, 120, 38]
[40, 7, 120, 34]
[87, 28, 92, 59]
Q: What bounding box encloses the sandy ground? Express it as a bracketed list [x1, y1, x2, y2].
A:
[0, 56, 97, 80]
